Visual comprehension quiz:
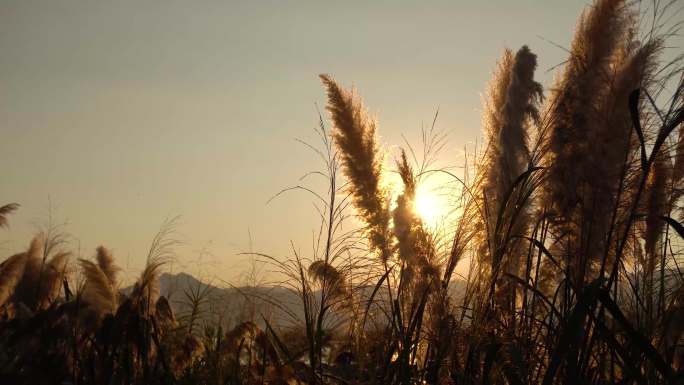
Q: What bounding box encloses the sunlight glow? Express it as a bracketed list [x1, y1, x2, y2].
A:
[414, 185, 447, 228]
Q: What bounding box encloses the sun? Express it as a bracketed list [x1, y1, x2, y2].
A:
[388, 172, 452, 229]
[413, 185, 447, 228]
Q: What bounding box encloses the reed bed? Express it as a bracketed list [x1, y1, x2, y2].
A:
[1, 0, 683, 383]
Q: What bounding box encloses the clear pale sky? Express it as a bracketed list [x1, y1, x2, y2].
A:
[1, 1, 680, 283]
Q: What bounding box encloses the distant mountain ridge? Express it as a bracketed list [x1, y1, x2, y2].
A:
[135, 272, 468, 331]
[155, 272, 301, 330]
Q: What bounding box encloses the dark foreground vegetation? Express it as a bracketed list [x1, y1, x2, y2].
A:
[2, 0, 684, 383]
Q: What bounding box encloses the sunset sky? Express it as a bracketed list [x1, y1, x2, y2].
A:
[2, 1, 680, 283]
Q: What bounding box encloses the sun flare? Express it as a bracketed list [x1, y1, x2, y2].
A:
[413, 186, 447, 228]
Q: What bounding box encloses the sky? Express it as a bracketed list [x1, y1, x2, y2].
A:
[1, 1, 681, 284]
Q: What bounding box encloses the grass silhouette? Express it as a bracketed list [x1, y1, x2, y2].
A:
[1, 0, 684, 384]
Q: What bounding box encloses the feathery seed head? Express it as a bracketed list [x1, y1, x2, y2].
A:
[320, 74, 393, 262]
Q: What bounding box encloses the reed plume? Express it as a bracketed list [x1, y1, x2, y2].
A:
[541, 0, 631, 287]
[155, 295, 176, 326]
[95, 246, 119, 287]
[0, 253, 27, 308]
[12, 235, 44, 309]
[392, 150, 438, 294]
[393, 150, 419, 289]
[478, 48, 513, 276]
[498, 45, 542, 176]
[672, 85, 684, 207]
[483, 45, 542, 218]
[79, 258, 118, 316]
[132, 217, 178, 309]
[320, 74, 392, 262]
[392, 150, 421, 264]
[308, 260, 342, 283]
[36, 251, 70, 308]
[0, 2, 680, 383]
[675, 122, 684, 187]
[308, 260, 346, 298]
[478, 45, 542, 295]
[171, 334, 204, 376]
[542, 0, 628, 217]
[586, 40, 660, 274]
[643, 151, 671, 314]
[0, 203, 19, 229]
[131, 258, 163, 309]
[222, 321, 261, 354]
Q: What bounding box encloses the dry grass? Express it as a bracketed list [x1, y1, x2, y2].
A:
[0, 1, 683, 384]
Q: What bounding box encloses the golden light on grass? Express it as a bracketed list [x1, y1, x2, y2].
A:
[387, 168, 453, 230]
[1, 1, 682, 383]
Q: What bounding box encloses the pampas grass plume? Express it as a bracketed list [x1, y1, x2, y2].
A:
[0, 253, 27, 308]
[320, 74, 392, 262]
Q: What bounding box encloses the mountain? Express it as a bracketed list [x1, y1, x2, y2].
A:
[144, 272, 468, 332]
[155, 272, 301, 330]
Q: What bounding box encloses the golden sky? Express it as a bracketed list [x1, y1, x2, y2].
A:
[1, 1, 681, 283]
